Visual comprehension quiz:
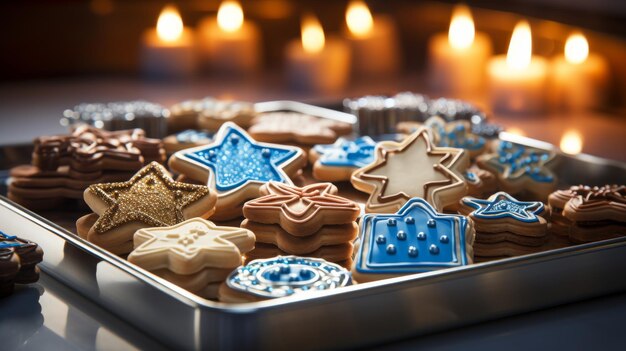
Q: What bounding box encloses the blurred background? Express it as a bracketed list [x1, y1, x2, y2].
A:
[0, 0, 625, 159]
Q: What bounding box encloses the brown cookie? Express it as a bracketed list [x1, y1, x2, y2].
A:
[163, 130, 214, 154]
[243, 182, 360, 236]
[547, 185, 590, 237]
[192, 98, 256, 131]
[474, 231, 548, 246]
[473, 242, 550, 257]
[248, 112, 352, 145]
[561, 185, 625, 241]
[241, 220, 358, 254]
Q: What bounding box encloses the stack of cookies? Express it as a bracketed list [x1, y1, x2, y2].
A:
[8, 125, 165, 210]
[551, 184, 626, 243]
[0, 231, 44, 297]
[76, 162, 217, 255]
[241, 182, 360, 267]
[128, 218, 255, 300]
[459, 192, 549, 260]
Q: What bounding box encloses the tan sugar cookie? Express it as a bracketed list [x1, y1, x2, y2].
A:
[128, 218, 255, 275]
[246, 242, 354, 264]
[248, 112, 352, 145]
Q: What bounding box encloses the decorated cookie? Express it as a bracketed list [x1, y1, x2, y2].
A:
[248, 112, 353, 145]
[77, 162, 216, 255]
[562, 184, 626, 243]
[169, 122, 306, 220]
[163, 130, 214, 154]
[241, 220, 357, 255]
[309, 137, 376, 182]
[246, 243, 354, 265]
[459, 192, 549, 258]
[476, 141, 557, 200]
[352, 197, 474, 283]
[0, 231, 44, 296]
[547, 185, 589, 237]
[128, 218, 254, 299]
[351, 127, 469, 213]
[218, 256, 353, 302]
[243, 182, 360, 236]
[423, 116, 487, 158]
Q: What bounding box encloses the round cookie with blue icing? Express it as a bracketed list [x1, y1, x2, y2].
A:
[168, 122, 307, 221]
[218, 256, 353, 302]
[351, 197, 475, 283]
[476, 140, 557, 201]
[309, 137, 377, 181]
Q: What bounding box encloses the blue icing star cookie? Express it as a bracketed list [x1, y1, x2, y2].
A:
[461, 192, 545, 223]
[0, 231, 24, 249]
[424, 117, 486, 156]
[352, 198, 473, 282]
[226, 256, 352, 299]
[177, 123, 301, 192]
[313, 137, 376, 168]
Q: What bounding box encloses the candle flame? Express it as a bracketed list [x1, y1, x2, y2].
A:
[560, 129, 583, 155]
[156, 5, 184, 42]
[346, 1, 373, 38]
[301, 14, 325, 54]
[448, 4, 475, 49]
[217, 1, 244, 33]
[506, 20, 532, 70]
[565, 32, 589, 65]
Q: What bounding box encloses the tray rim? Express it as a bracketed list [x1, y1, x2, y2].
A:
[4, 192, 626, 314]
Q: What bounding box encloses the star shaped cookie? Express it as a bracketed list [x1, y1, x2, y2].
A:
[351, 128, 469, 213]
[352, 197, 474, 283]
[461, 192, 545, 222]
[243, 182, 360, 236]
[424, 116, 486, 158]
[84, 162, 216, 234]
[128, 218, 255, 275]
[169, 122, 306, 220]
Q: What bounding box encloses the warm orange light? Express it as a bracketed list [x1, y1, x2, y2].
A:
[560, 129, 583, 154]
[346, 1, 373, 38]
[301, 14, 325, 54]
[217, 1, 244, 33]
[565, 32, 589, 65]
[156, 5, 184, 42]
[506, 127, 526, 137]
[448, 4, 475, 50]
[506, 20, 532, 70]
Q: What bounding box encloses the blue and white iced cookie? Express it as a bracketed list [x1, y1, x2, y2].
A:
[352, 197, 474, 283]
[309, 137, 376, 181]
[424, 116, 487, 158]
[476, 140, 557, 200]
[458, 192, 549, 258]
[163, 129, 214, 154]
[218, 256, 353, 302]
[169, 122, 307, 221]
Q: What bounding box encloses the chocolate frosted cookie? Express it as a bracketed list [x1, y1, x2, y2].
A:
[0, 231, 44, 297]
[8, 125, 166, 210]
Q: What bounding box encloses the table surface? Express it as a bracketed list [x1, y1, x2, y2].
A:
[0, 77, 625, 350]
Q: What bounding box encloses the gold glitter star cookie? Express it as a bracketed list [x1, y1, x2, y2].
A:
[127, 218, 255, 299]
[77, 162, 217, 255]
[351, 128, 469, 213]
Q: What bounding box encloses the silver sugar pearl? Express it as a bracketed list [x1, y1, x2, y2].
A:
[386, 244, 396, 254]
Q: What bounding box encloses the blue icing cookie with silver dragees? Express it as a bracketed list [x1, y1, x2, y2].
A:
[175, 129, 213, 143]
[226, 256, 352, 299]
[313, 137, 376, 168]
[181, 125, 298, 191]
[490, 141, 554, 183]
[461, 192, 544, 223]
[354, 198, 472, 278]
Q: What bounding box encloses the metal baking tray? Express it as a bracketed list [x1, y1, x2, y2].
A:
[1, 119, 625, 350]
